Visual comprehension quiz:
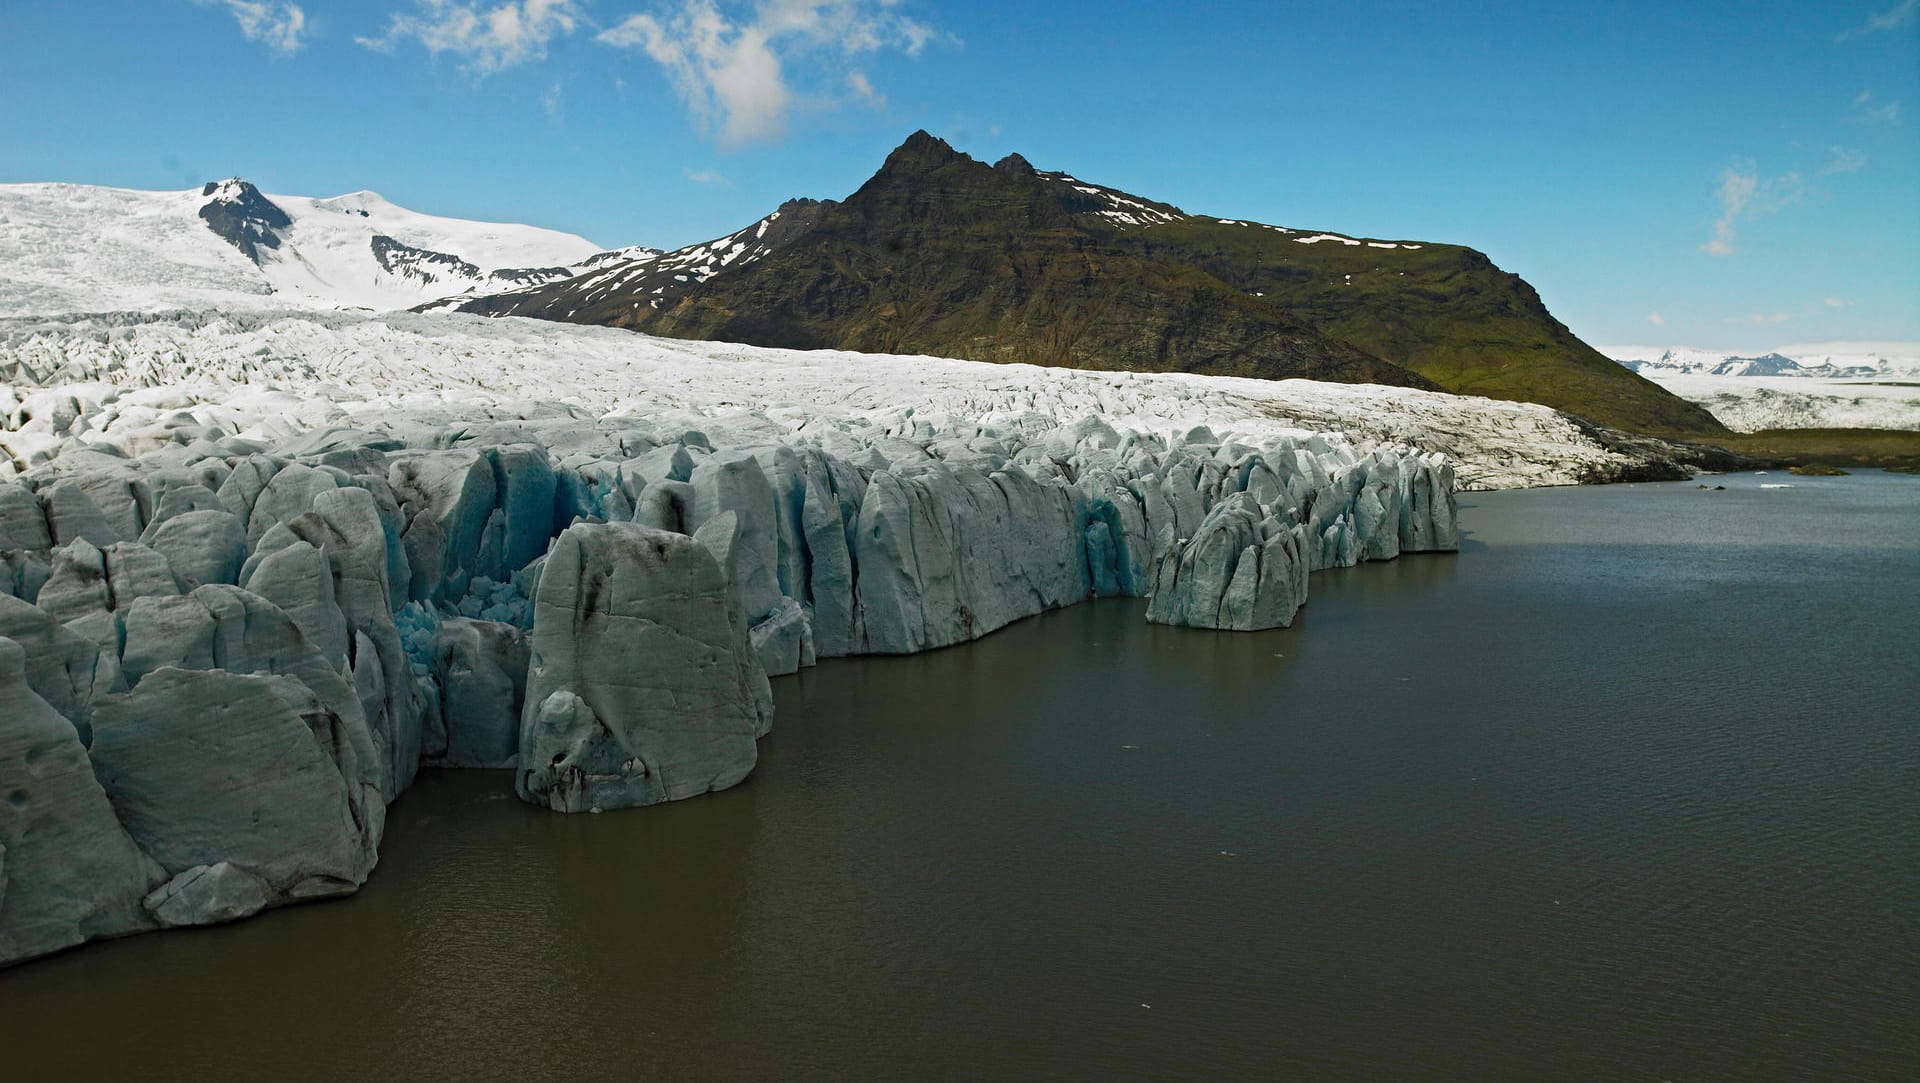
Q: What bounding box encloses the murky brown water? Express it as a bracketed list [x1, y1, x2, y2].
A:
[3, 472, 1916, 1080]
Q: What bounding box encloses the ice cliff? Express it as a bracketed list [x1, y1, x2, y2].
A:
[0, 315, 1461, 968]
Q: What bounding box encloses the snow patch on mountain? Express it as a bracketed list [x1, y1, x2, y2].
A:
[1038, 171, 1188, 231]
[433, 199, 835, 319]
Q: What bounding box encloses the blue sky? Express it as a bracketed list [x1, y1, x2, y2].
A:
[2, 0, 1915, 350]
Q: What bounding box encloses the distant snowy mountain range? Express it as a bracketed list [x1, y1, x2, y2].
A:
[0, 178, 645, 315]
[1601, 343, 1920, 380]
[1598, 342, 1920, 433]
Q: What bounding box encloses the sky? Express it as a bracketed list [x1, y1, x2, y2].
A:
[1, 0, 1916, 351]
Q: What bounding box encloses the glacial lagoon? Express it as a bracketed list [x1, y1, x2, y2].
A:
[2, 472, 1915, 1080]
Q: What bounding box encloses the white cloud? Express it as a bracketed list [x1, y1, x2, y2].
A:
[847, 70, 884, 109]
[683, 168, 733, 186]
[1647, 311, 1666, 327]
[543, 80, 565, 116]
[200, 0, 307, 54]
[599, 1, 946, 145]
[1838, 0, 1918, 39]
[1851, 90, 1901, 124]
[1724, 311, 1796, 325]
[1821, 146, 1868, 174]
[1702, 162, 1805, 256]
[754, 0, 938, 54]
[1824, 297, 1850, 308]
[359, 0, 584, 74]
[601, 6, 787, 144]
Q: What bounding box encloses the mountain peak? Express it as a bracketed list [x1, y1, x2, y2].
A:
[197, 178, 291, 264]
[882, 130, 968, 173]
[201, 177, 262, 202]
[993, 152, 1036, 177]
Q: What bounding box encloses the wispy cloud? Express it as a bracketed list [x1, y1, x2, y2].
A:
[683, 167, 733, 186]
[1837, 0, 1918, 40]
[1724, 299, 1857, 325]
[847, 69, 884, 109]
[1851, 90, 1901, 124]
[1821, 146, 1869, 174]
[199, 0, 307, 54]
[598, 0, 947, 146]
[1647, 311, 1666, 327]
[543, 79, 565, 116]
[358, 0, 584, 74]
[1703, 161, 1806, 256]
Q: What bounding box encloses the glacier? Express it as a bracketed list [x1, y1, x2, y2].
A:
[0, 305, 1742, 968]
[1601, 342, 1920, 432]
[1630, 373, 1920, 433]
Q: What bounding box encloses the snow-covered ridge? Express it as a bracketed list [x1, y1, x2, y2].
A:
[0, 180, 607, 317]
[434, 199, 833, 319]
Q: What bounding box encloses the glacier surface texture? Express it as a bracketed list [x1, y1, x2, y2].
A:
[0, 310, 1467, 966]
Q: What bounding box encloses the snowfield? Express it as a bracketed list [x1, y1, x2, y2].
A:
[0, 184, 270, 315]
[1600, 341, 1920, 432]
[5, 310, 1677, 490]
[0, 181, 603, 316]
[1641, 373, 1920, 433]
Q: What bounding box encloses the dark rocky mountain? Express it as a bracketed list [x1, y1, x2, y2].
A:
[371, 234, 584, 294]
[447, 132, 1725, 435]
[372, 234, 484, 284]
[197, 178, 291, 264]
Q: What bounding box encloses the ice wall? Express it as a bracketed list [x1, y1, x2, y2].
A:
[0, 391, 1455, 966]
